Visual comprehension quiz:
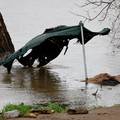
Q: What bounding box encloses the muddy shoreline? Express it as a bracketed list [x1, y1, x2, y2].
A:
[7, 105, 120, 120]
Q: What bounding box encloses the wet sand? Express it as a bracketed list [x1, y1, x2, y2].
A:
[8, 106, 120, 120]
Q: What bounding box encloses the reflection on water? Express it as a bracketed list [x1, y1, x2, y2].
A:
[0, 66, 60, 108]
[1, 62, 120, 109]
[1, 66, 63, 95]
[0, 65, 92, 109]
[9, 67, 60, 92]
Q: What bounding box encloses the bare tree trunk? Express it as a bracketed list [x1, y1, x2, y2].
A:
[0, 12, 15, 60]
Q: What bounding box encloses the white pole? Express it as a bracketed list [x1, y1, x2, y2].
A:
[80, 22, 88, 87]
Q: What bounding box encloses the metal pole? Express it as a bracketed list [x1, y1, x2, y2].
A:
[80, 22, 88, 87]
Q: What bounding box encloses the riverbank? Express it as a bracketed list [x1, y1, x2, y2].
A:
[7, 105, 120, 120]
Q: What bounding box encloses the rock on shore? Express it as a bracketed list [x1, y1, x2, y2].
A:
[82, 73, 120, 86]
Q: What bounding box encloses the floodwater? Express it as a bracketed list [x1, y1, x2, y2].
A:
[0, 0, 120, 109]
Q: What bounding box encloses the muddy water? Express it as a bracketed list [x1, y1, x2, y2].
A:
[1, 39, 120, 109]
[1, 0, 120, 109]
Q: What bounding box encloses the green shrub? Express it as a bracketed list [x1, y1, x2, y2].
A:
[2, 102, 67, 116]
[32, 102, 67, 113]
[2, 103, 31, 116]
[47, 102, 66, 113]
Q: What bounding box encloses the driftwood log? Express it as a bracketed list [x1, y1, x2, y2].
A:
[0, 12, 14, 60]
[82, 73, 120, 86]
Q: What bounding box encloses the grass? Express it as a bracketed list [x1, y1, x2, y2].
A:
[2, 103, 31, 116]
[2, 102, 67, 117]
[47, 102, 67, 113]
[0, 114, 4, 120]
[32, 102, 67, 113]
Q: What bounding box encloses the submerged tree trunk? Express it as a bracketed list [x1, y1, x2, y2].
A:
[0, 12, 14, 60]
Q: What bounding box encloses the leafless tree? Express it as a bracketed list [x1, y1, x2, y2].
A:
[72, 0, 120, 51]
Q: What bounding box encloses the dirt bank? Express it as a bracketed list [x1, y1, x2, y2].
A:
[8, 106, 120, 120]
